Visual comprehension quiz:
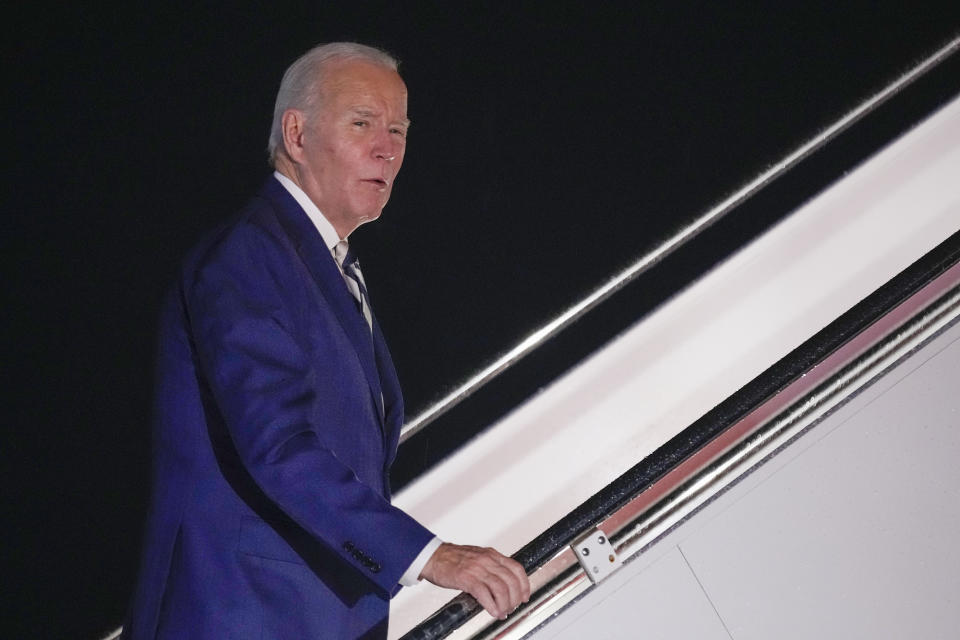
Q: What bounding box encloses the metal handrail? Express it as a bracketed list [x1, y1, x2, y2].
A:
[420, 255, 960, 640]
[398, 34, 960, 444]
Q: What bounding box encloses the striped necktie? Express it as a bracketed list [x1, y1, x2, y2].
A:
[335, 241, 373, 332]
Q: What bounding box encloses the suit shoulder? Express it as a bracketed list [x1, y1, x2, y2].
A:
[172, 194, 304, 307]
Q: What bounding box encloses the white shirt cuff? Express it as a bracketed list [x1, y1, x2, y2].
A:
[399, 536, 444, 587]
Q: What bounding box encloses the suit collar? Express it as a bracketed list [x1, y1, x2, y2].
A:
[272, 170, 342, 251]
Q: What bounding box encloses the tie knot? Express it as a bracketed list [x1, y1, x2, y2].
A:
[335, 241, 359, 271]
[334, 240, 372, 332]
[343, 248, 359, 271]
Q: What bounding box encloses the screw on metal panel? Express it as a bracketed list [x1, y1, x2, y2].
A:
[593, 567, 599, 573]
[609, 555, 615, 563]
[597, 535, 606, 545]
[581, 548, 590, 556]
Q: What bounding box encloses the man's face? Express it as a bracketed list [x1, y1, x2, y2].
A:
[298, 59, 409, 238]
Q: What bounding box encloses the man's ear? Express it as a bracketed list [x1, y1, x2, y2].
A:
[281, 109, 307, 162]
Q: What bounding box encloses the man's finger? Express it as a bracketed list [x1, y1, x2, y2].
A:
[468, 581, 500, 620]
[496, 554, 530, 602]
[483, 568, 514, 618]
[496, 563, 524, 613]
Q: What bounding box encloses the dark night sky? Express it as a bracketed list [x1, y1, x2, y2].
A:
[4, 3, 958, 637]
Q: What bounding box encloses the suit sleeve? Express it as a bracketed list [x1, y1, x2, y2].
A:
[183, 220, 433, 597]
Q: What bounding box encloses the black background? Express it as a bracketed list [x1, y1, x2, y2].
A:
[5, 3, 958, 637]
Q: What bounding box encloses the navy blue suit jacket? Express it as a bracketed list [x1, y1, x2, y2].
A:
[124, 177, 433, 639]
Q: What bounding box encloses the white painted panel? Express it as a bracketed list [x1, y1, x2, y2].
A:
[389, 96, 960, 638]
[679, 324, 960, 640]
[536, 548, 730, 640]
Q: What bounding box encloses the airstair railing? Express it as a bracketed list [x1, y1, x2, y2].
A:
[401, 231, 960, 639]
[398, 35, 960, 446]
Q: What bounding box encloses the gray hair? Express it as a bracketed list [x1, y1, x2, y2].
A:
[267, 42, 399, 166]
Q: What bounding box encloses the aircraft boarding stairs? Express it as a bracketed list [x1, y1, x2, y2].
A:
[392, 43, 960, 640]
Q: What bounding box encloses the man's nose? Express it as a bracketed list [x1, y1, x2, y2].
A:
[373, 131, 402, 162]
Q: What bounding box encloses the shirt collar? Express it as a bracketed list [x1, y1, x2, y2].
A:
[273, 170, 343, 252]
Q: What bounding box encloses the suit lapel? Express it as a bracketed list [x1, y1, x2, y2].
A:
[371, 313, 404, 468]
[260, 177, 386, 426]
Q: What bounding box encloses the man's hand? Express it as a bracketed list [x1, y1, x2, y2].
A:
[419, 543, 531, 619]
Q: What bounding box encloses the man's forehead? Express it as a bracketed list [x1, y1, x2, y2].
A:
[320, 62, 406, 107]
[323, 59, 405, 90]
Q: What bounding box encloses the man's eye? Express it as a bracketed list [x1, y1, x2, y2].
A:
[353, 121, 368, 127]
[390, 128, 407, 138]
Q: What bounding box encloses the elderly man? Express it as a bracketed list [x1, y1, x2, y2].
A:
[123, 42, 529, 639]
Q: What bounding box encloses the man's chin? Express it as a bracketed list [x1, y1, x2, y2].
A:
[351, 209, 384, 232]
[367, 203, 388, 221]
